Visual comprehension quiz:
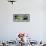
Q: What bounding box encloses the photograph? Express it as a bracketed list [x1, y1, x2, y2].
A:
[13, 14, 30, 22]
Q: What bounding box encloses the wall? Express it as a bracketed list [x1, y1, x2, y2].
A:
[0, 0, 46, 41]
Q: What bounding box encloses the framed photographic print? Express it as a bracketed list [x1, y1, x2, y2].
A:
[13, 14, 30, 22]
